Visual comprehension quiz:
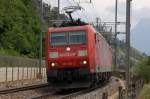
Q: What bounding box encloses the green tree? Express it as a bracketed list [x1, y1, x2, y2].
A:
[0, 0, 40, 57]
[134, 56, 150, 83]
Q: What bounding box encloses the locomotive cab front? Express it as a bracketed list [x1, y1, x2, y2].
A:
[45, 26, 92, 88]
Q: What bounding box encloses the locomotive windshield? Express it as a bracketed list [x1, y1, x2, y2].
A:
[50, 31, 86, 46]
[51, 33, 68, 46]
[69, 31, 86, 44]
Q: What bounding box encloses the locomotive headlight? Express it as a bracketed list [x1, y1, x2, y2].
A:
[78, 50, 87, 56]
[49, 52, 58, 58]
[51, 63, 55, 67]
[83, 61, 87, 64]
[66, 47, 71, 51]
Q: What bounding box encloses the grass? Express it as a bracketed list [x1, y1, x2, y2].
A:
[0, 48, 20, 56]
[138, 83, 150, 99]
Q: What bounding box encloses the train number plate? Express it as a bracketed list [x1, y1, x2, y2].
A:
[59, 52, 76, 57]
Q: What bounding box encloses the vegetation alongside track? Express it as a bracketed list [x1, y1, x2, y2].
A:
[132, 56, 150, 99]
[0, 0, 41, 57]
[133, 56, 150, 83]
[138, 83, 150, 99]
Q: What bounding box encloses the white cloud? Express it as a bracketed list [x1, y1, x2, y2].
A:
[132, 8, 150, 27]
[43, 0, 150, 29]
[132, 0, 150, 10]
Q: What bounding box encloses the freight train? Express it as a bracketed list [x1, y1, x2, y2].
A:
[45, 21, 112, 89]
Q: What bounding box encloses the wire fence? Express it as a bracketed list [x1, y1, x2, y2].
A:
[0, 55, 46, 86]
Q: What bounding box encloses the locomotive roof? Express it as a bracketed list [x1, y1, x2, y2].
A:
[48, 25, 95, 33]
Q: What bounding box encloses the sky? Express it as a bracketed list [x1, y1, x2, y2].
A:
[44, 0, 150, 55]
[43, 0, 150, 25]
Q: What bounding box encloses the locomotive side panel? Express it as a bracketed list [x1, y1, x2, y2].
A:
[95, 33, 112, 73]
[87, 27, 96, 73]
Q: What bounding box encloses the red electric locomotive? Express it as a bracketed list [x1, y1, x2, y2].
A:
[45, 24, 112, 89]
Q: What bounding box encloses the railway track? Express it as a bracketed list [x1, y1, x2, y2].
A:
[30, 88, 85, 99]
[30, 79, 111, 99]
[0, 77, 120, 99]
[0, 83, 49, 94]
[58, 80, 110, 99]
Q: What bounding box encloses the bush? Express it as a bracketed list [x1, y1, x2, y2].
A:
[0, 48, 20, 56]
[134, 56, 150, 83]
[138, 84, 150, 99]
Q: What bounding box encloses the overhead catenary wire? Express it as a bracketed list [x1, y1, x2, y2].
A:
[64, 0, 89, 22]
[73, 0, 100, 22]
[71, 0, 92, 22]
[44, 0, 102, 23]
[66, 0, 84, 20]
[72, 0, 91, 22]
[41, 0, 98, 25]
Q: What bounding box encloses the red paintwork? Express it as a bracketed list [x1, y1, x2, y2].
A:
[95, 33, 112, 72]
[45, 25, 112, 73]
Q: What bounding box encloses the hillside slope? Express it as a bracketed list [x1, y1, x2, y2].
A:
[131, 18, 150, 55]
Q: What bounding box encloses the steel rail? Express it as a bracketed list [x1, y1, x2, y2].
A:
[30, 89, 85, 99]
[0, 83, 48, 94]
[31, 93, 57, 99]
[57, 89, 88, 99]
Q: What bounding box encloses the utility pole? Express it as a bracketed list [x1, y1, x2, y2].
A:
[125, 0, 131, 98]
[57, 0, 60, 20]
[38, 0, 43, 78]
[114, 0, 118, 71]
[96, 17, 99, 28]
